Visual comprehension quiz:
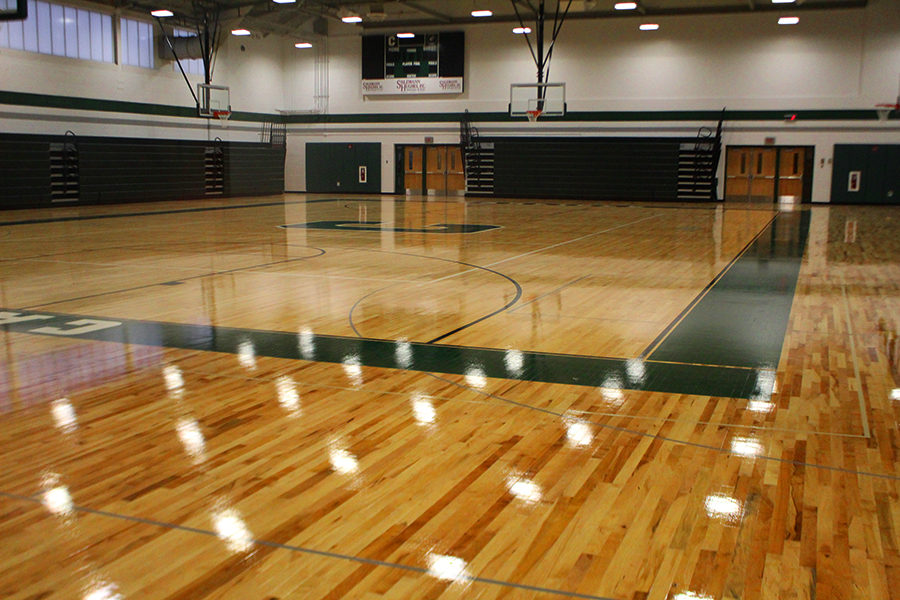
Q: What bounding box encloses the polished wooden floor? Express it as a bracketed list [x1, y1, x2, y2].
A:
[0, 195, 898, 599]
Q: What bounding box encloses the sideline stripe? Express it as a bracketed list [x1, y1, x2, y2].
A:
[649, 211, 811, 370]
[0, 308, 767, 399]
[640, 212, 779, 358]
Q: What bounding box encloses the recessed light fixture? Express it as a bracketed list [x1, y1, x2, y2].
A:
[615, 2, 638, 9]
[396, 32, 415, 38]
[150, 9, 173, 17]
[231, 28, 251, 36]
[471, 9, 492, 17]
[294, 42, 312, 48]
[771, 0, 796, 3]
[341, 15, 362, 23]
[512, 26, 531, 34]
[273, 0, 296, 3]
[778, 16, 799, 25]
[639, 23, 659, 30]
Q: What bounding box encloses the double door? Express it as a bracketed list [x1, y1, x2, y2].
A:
[725, 147, 810, 203]
[401, 145, 465, 195]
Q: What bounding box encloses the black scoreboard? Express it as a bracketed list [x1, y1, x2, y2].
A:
[362, 32, 464, 95]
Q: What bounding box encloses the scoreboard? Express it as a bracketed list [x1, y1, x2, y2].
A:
[362, 32, 464, 96]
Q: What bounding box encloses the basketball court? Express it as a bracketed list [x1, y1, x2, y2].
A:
[2, 0, 900, 598]
[1, 193, 898, 599]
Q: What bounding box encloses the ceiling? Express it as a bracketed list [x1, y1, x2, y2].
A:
[110, 0, 869, 39]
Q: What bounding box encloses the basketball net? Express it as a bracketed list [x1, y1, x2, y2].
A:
[213, 110, 231, 127]
[875, 103, 898, 122]
[526, 109, 542, 124]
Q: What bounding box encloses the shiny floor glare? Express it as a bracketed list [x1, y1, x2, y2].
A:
[0, 194, 898, 600]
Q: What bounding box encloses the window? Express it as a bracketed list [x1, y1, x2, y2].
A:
[0, 0, 113, 63]
[173, 28, 203, 75]
[120, 17, 153, 68]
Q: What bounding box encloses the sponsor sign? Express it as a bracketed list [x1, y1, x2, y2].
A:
[362, 77, 463, 96]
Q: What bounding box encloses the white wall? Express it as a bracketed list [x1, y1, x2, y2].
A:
[292, 0, 900, 115]
[0, 19, 295, 141]
[283, 0, 900, 199]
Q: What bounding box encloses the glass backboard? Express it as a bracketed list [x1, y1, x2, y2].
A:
[509, 83, 566, 117]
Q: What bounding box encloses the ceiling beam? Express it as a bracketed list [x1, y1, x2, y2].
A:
[398, 0, 452, 23]
[360, 0, 868, 29]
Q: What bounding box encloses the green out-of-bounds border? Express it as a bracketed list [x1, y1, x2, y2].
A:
[0, 308, 773, 401]
[1, 89, 896, 125]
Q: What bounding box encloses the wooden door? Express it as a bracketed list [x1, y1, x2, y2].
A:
[426, 146, 448, 193]
[404, 146, 423, 193]
[725, 148, 777, 202]
[777, 148, 805, 202]
[446, 146, 465, 193]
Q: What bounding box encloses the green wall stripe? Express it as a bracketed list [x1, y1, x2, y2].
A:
[0, 308, 772, 400]
[0, 89, 275, 122]
[1, 89, 894, 125]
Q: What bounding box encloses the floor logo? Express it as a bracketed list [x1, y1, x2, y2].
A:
[280, 221, 500, 234]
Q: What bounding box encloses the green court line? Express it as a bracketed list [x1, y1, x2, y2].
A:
[0, 309, 772, 400]
[649, 211, 811, 370]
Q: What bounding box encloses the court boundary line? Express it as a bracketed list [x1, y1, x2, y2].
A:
[0, 490, 618, 600]
[426, 373, 900, 481]
[0, 350, 864, 439]
[639, 211, 780, 359]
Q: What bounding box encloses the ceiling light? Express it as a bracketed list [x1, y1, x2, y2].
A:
[341, 15, 362, 23]
[471, 9, 492, 17]
[778, 16, 799, 25]
[150, 9, 173, 17]
[294, 42, 312, 48]
[771, 0, 796, 3]
[615, 2, 638, 9]
[512, 26, 531, 34]
[397, 32, 415, 38]
[639, 23, 659, 30]
[272, 0, 295, 3]
[231, 28, 251, 36]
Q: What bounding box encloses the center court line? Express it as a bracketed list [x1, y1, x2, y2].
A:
[841, 284, 872, 439]
[0, 490, 618, 600]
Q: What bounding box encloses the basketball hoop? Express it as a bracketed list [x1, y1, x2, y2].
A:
[875, 104, 899, 122]
[212, 110, 231, 127]
[525, 109, 542, 124]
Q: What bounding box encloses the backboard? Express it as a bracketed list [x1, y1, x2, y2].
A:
[0, 0, 27, 21]
[198, 84, 231, 118]
[509, 83, 566, 117]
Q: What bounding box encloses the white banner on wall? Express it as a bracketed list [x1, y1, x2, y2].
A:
[362, 77, 463, 95]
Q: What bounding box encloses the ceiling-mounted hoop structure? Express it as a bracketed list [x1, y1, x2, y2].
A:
[154, 3, 225, 113]
[509, 0, 574, 83]
[508, 0, 573, 117]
